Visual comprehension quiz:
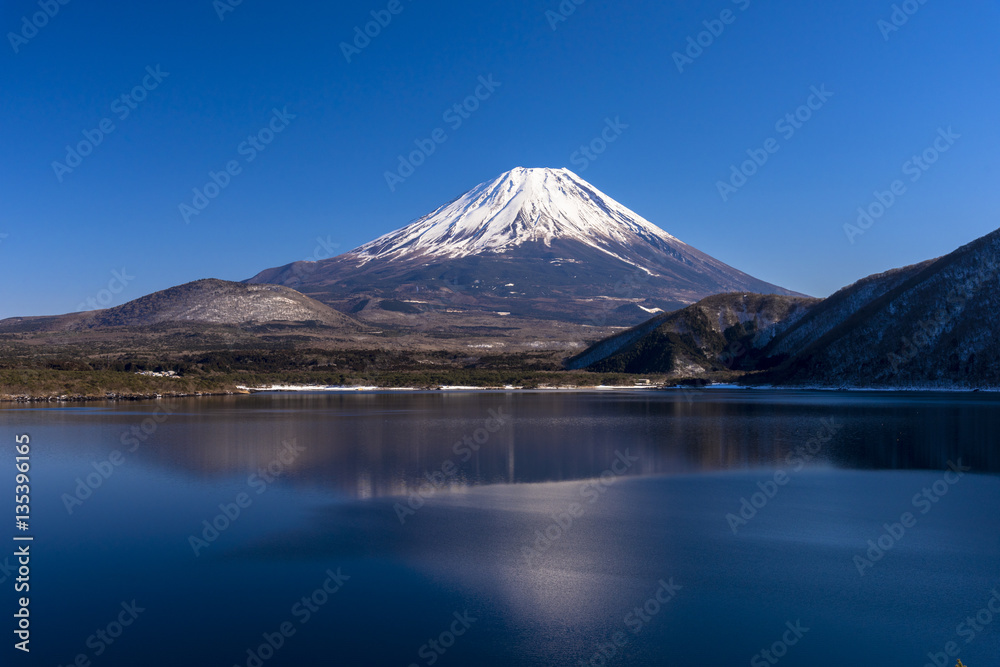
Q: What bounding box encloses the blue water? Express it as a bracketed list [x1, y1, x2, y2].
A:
[3, 390, 999, 666]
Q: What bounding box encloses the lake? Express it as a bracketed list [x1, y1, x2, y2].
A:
[5, 389, 999, 666]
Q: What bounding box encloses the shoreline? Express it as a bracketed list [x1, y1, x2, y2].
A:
[240, 383, 1000, 394]
[0, 389, 251, 404]
[4, 383, 999, 404]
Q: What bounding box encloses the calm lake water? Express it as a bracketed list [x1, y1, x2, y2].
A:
[5, 389, 999, 666]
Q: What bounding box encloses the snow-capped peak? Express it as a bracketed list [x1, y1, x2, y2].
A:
[352, 167, 682, 262]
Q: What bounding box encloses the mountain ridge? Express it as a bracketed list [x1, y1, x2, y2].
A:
[570, 224, 1000, 388]
[247, 167, 803, 326]
[0, 279, 361, 333]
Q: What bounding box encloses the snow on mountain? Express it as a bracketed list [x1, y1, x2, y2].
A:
[353, 167, 681, 266]
[247, 167, 802, 326]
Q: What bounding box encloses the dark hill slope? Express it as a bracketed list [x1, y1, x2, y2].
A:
[567, 293, 819, 374]
[761, 228, 1000, 387]
[752, 260, 935, 366]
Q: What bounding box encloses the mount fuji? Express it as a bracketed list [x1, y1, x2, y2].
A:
[247, 167, 802, 326]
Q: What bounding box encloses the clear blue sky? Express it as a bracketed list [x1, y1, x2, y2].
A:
[2, 0, 998, 318]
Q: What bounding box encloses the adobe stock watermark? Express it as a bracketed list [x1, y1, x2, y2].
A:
[923, 587, 1000, 667]
[673, 0, 752, 73]
[384, 75, 501, 192]
[179, 107, 296, 224]
[287, 236, 343, 281]
[61, 403, 174, 514]
[232, 568, 350, 667]
[372, 272, 479, 344]
[751, 620, 810, 666]
[0, 556, 15, 586]
[878, 0, 930, 41]
[522, 449, 639, 568]
[726, 418, 843, 534]
[407, 611, 477, 667]
[7, 0, 71, 54]
[584, 266, 651, 328]
[52, 65, 170, 183]
[188, 438, 305, 556]
[843, 127, 960, 244]
[579, 578, 681, 666]
[75, 267, 135, 312]
[55, 600, 145, 667]
[545, 0, 586, 31]
[717, 324, 774, 370]
[718, 337, 750, 369]
[214, 0, 246, 21]
[717, 84, 834, 202]
[887, 254, 997, 373]
[569, 117, 628, 172]
[393, 407, 510, 524]
[340, 0, 414, 62]
[853, 460, 970, 576]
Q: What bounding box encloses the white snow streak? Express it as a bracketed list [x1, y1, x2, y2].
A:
[352, 167, 683, 265]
